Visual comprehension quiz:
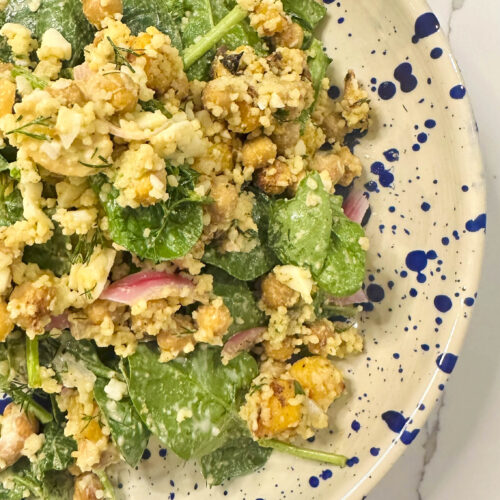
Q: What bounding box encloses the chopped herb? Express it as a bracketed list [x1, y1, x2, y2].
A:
[107, 36, 145, 73]
[6, 116, 52, 141]
[78, 157, 113, 169]
[69, 228, 105, 266]
[11, 66, 48, 89]
[139, 99, 172, 118]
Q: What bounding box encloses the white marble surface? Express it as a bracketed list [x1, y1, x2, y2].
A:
[369, 0, 500, 499]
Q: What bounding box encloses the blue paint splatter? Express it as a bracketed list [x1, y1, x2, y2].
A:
[430, 47, 443, 59]
[394, 62, 418, 92]
[338, 17, 345, 23]
[309, 476, 320, 487]
[401, 429, 420, 445]
[320, 469, 333, 480]
[450, 85, 466, 99]
[465, 213, 486, 232]
[405, 250, 437, 282]
[346, 456, 359, 467]
[382, 410, 408, 433]
[378, 81, 397, 100]
[383, 148, 400, 162]
[370, 161, 394, 187]
[412, 12, 440, 43]
[464, 297, 475, 306]
[366, 284, 385, 302]
[421, 344, 430, 351]
[328, 85, 340, 100]
[142, 448, 151, 460]
[434, 295, 452, 313]
[421, 202, 431, 211]
[0, 397, 11, 414]
[393, 353, 400, 359]
[462, 185, 469, 192]
[409, 288, 417, 297]
[441, 237, 449, 245]
[351, 420, 361, 432]
[425, 119, 436, 128]
[370, 447, 380, 456]
[438, 383, 445, 391]
[436, 353, 458, 374]
[452, 230, 460, 240]
[417, 132, 428, 144]
[364, 181, 378, 192]
[412, 143, 420, 152]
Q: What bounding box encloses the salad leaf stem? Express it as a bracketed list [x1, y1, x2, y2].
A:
[182, 5, 247, 69]
[94, 469, 117, 500]
[26, 336, 41, 388]
[258, 439, 347, 467]
[11, 66, 48, 89]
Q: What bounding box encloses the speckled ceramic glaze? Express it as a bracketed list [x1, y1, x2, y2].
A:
[58, 1, 490, 498]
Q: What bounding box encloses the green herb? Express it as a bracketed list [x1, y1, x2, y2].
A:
[139, 99, 172, 118]
[207, 266, 266, 337]
[26, 336, 41, 388]
[94, 469, 117, 500]
[6, 116, 52, 141]
[259, 439, 347, 467]
[200, 435, 271, 485]
[69, 228, 105, 266]
[94, 377, 151, 467]
[0, 173, 24, 227]
[281, 0, 327, 31]
[183, 5, 248, 70]
[78, 155, 113, 169]
[294, 380, 305, 395]
[125, 344, 258, 460]
[11, 66, 48, 89]
[107, 36, 144, 73]
[307, 38, 332, 103]
[1, 380, 53, 424]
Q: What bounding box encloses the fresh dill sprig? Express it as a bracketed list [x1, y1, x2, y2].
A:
[70, 228, 105, 266]
[107, 36, 145, 73]
[6, 116, 52, 141]
[78, 155, 113, 169]
[1, 380, 53, 423]
[79, 284, 97, 301]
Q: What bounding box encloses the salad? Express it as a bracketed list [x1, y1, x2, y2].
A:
[0, 0, 371, 497]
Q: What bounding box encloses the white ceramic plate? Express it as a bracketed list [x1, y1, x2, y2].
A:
[115, 1, 486, 498]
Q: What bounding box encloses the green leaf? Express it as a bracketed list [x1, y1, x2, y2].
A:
[0, 175, 23, 227]
[308, 38, 332, 102]
[312, 289, 358, 319]
[122, 0, 182, 49]
[40, 470, 74, 500]
[138, 99, 172, 118]
[4, 0, 38, 32]
[0, 482, 25, 500]
[207, 266, 265, 337]
[92, 175, 203, 262]
[200, 436, 271, 485]
[94, 377, 150, 467]
[11, 66, 48, 89]
[268, 172, 332, 274]
[126, 344, 258, 460]
[34, 422, 77, 475]
[313, 199, 366, 297]
[22, 221, 72, 277]
[281, 0, 327, 30]
[35, 0, 95, 67]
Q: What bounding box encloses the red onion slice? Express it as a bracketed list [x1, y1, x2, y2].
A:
[73, 63, 92, 80]
[342, 189, 369, 224]
[45, 313, 70, 331]
[99, 270, 193, 305]
[222, 327, 266, 360]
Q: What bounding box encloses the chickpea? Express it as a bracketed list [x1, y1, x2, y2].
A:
[73, 472, 103, 500]
[272, 22, 304, 49]
[234, 101, 262, 134]
[47, 81, 86, 107]
[271, 121, 301, 155]
[82, 0, 123, 28]
[255, 379, 301, 438]
[261, 273, 299, 310]
[0, 79, 15, 117]
[8, 282, 56, 334]
[252, 2, 288, 37]
[196, 302, 232, 337]
[255, 159, 293, 195]
[311, 151, 345, 186]
[290, 356, 344, 411]
[0, 300, 14, 341]
[242, 136, 277, 170]
[337, 146, 362, 186]
[202, 80, 233, 117]
[85, 300, 125, 325]
[193, 142, 234, 175]
[304, 319, 337, 356]
[157, 332, 195, 353]
[208, 176, 238, 225]
[263, 337, 295, 361]
[83, 72, 139, 113]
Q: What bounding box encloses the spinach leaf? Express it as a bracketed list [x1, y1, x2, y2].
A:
[207, 266, 265, 336]
[281, 0, 327, 30]
[308, 38, 332, 102]
[200, 435, 271, 485]
[182, 0, 216, 81]
[35, 0, 95, 67]
[92, 174, 203, 262]
[94, 377, 150, 467]
[22, 221, 72, 277]
[268, 172, 332, 275]
[139, 99, 172, 118]
[314, 200, 366, 297]
[57, 332, 118, 380]
[3, 0, 38, 32]
[0, 174, 23, 227]
[126, 344, 258, 460]
[122, 0, 182, 49]
[40, 470, 74, 500]
[34, 421, 76, 476]
[312, 289, 358, 319]
[0, 482, 25, 500]
[202, 193, 278, 281]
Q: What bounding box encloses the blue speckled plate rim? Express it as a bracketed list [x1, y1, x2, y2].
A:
[340, 1, 486, 498]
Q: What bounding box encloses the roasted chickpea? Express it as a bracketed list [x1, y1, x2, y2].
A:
[273, 22, 304, 49]
[82, 0, 123, 28]
[73, 472, 103, 500]
[271, 121, 301, 155]
[311, 151, 345, 185]
[242, 136, 277, 170]
[255, 159, 293, 195]
[261, 273, 299, 310]
[208, 176, 238, 225]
